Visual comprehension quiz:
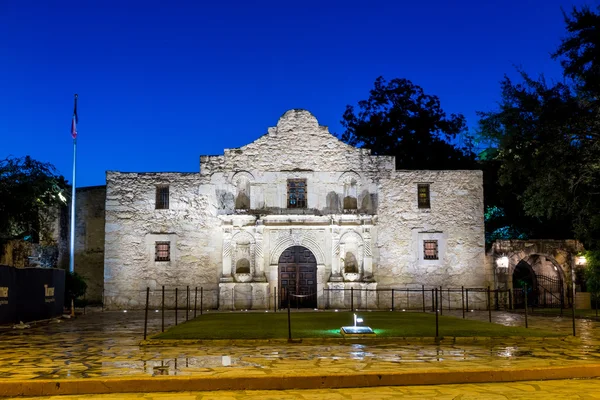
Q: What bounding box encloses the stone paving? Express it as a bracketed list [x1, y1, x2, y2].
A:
[10, 379, 600, 399]
[1, 309, 600, 382]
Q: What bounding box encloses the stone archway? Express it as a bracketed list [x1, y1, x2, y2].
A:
[278, 246, 317, 309]
[492, 240, 582, 308]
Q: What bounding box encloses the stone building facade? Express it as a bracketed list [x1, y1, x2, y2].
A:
[72, 186, 106, 302]
[103, 109, 487, 310]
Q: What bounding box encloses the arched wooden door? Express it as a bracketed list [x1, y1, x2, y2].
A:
[278, 246, 317, 309]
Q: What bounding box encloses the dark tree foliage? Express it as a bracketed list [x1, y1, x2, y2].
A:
[0, 156, 68, 242]
[478, 74, 588, 242]
[551, 5, 600, 285]
[478, 5, 600, 251]
[553, 5, 600, 98]
[340, 77, 477, 170]
[65, 271, 87, 305]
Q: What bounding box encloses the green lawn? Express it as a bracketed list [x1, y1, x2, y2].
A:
[153, 311, 561, 340]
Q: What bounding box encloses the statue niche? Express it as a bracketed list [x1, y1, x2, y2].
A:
[339, 231, 364, 282]
[339, 171, 360, 212]
[235, 258, 250, 274]
[232, 171, 254, 211]
[231, 231, 255, 282]
[343, 252, 358, 273]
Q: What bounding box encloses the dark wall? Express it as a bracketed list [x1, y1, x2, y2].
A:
[0, 265, 65, 324]
[0, 266, 17, 324]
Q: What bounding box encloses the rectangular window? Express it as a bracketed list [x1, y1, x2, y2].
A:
[423, 240, 438, 260]
[287, 179, 307, 208]
[155, 241, 170, 261]
[156, 186, 169, 209]
[418, 184, 430, 209]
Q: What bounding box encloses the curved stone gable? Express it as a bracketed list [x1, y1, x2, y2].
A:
[200, 109, 394, 175]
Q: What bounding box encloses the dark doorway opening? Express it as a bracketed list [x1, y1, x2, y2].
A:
[278, 246, 317, 309]
[512, 258, 564, 308]
[513, 260, 537, 308]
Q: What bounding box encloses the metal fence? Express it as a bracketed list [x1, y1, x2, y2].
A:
[136, 285, 581, 340]
[85, 283, 586, 340]
[95, 283, 581, 314]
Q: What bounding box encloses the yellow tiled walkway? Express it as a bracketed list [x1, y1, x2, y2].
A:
[1, 309, 600, 397]
[11, 379, 600, 400]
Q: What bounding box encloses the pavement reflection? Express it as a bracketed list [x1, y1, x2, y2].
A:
[1, 309, 599, 380]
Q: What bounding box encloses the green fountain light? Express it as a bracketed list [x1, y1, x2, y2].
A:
[340, 313, 376, 336]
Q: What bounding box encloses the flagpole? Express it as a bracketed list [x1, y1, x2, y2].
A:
[69, 94, 78, 275]
[69, 139, 76, 274]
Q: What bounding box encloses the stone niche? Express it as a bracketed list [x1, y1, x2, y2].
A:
[340, 231, 364, 282]
[232, 171, 253, 211]
[330, 228, 373, 282]
[231, 231, 255, 283]
[219, 224, 268, 309]
[326, 226, 376, 309]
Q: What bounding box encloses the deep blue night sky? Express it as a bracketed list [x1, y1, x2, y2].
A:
[1, 0, 592, 187]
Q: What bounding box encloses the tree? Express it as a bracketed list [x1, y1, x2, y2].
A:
[478, 5, 600, 250]
[0, 156, 68, 244]
[65, 271, 88, 306]
[478, 74, 586, 240]
[340, 77, 477, 170]
[553, 5, 600, 98]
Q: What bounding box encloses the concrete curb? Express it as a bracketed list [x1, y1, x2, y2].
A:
[1, 364, 600, 397]
[141, 335, 576, 346]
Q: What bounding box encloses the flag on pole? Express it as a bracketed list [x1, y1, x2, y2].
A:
[71, 94, 78, 139]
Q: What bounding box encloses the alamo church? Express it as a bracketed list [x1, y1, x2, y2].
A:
[99, 109, 488, 309]
[3, 109, 587, 311]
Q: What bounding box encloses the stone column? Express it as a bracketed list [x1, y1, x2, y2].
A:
[316, 264, 326, 308]
[221, 227, 233, 282]
[270, 264, 279, 308]
[362, 227, 373, 279]
[330, 225, 343, 282]
[329, 225, 344, 282]
[254, 225, 266, 281]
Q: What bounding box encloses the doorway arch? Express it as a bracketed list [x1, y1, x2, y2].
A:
[512, 260, 537, 308]
[278, 246, 317, 309]
[512, 255, 565, 308]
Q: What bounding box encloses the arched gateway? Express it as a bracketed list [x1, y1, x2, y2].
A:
[278, 246, 317, 308]
[492, 240, 583, 309]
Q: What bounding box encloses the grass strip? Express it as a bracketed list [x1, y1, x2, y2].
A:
[153, 311, 561, 340]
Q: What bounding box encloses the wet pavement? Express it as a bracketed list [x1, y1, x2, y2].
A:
[1, 309, 600, 381]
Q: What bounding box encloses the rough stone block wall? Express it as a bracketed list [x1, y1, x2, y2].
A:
[104, 172, 222, 309]
[0, 240, 32, 268]
[376, 170, 487, 292]
[74, 186, 106, 303]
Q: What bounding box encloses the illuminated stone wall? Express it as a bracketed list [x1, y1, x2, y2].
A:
[103, 110, 487, 309]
